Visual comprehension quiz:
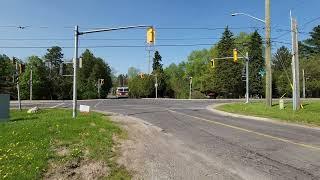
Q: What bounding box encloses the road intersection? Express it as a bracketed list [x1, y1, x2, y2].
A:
[10, 99, 320, 179]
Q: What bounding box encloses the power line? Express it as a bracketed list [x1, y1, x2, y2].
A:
[301, 16, 320, 29]
[0, 41, 259, 49]
[0, 44, 214, 49]
[0, 37, 223, 41]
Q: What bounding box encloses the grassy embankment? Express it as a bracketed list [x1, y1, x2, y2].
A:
[216, 100, 320, 127]
[0, 109, 130, 179]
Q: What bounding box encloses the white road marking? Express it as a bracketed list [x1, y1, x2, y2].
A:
[94, 100, 104, 107]
[50, 103, 65, 108]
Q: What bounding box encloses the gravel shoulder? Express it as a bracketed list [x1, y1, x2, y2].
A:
[111, 114, 242, 180]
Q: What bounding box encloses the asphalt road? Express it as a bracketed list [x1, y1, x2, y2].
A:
[10, 99, 320, 179]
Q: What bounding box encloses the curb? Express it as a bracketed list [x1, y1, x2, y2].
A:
[207, 103, 320, 131]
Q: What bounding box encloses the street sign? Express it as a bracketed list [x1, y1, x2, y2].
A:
[0, 94, 10, 122]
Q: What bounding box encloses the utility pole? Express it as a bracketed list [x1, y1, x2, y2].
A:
[15, 61, 21, 111]
[97, 79, 101, 99]
[302, 69, 306, 98]
[72, 25, 153, 118]
[97, 79, 104, 98]
[155, 75, 158, 99]
[148, 50, 151, 74]
[245, 52, 249, 103]
[72, 25, 79, 118]
[265, 0, 272, 107]
[189, 77, 192, 100]
[30, 65, 33, 101]
[291, 13, 300, 110]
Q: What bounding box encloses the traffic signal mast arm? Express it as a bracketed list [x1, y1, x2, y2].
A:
[211, 49, 248, 63]
[79, 25, 153, 35]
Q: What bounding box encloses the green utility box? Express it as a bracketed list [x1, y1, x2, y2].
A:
[0, 94, 10, 122]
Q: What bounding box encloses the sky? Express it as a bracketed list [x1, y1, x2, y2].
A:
[0, 0, 319, 74]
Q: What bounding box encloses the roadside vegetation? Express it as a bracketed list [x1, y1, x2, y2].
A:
[217, 101, 320, 126]
[0, 109, 131, 179]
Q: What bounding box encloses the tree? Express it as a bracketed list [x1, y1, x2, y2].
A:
[185, 49, 210, 95]
[44, 46, 64, 74]
[152, 51, 163, 72]
[152, 51, 167, 97]
[300, 55, 320, 97]
[164, 62, 189, 98]
[248, 31, 264, 97]
[0, 54, 15, 96]
[116, 74, 128, 87]
[78, 49, 112, 99]
[44, 46, 65, 99]
[307, 25, 320, 53]
[20, 56, 49, 100]
[235, 32, 251, 53]
[215, 27, 244, 98]
[128, 67, 140, 79]
[128, 75, 154, 98]
[273, 46, 291, 71]
[272, 46, 292, 97]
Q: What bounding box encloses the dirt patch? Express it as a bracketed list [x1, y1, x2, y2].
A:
[44, 158, 109, 180]
[45, 144, 108, 179]
[111, 114, 240, 180]
[55, 146, 70, 157]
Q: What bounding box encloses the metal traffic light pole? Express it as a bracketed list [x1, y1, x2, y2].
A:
[72, 25, 153, 118]
[212, 50, 249, 103]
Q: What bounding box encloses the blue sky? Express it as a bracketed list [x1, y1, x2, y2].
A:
[0, 0, 319, 74]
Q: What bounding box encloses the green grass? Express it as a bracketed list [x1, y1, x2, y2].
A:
[216, 100, 320, 127]
[0, 109, 131, 180]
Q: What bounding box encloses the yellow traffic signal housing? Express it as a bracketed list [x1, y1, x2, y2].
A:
[233, 48, 238, 63]
[210, 59, 215, 68]
[139, 73, 145, 79]
[147, 27, 155, 44]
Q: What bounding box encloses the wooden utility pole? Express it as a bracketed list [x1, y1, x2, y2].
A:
[291, 13, 300, 110]
[302, 69, 306, 98]
[15, 60, 21, 110]
[265, 0, 272, 107]
[30, 65, 33, 101]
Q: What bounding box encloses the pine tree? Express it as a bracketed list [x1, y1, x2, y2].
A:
[248, 31, 264, 97]
[152, 51, 166, 97]
[273, 46, 291, 71]
[215, 27, 244, 98]
[152, 51, 163, 72]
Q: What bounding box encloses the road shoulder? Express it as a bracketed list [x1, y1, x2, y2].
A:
[207, 103, 320, 130]
[109, 113, 242, 180]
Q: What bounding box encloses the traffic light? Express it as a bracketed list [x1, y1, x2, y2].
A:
[210, 59, 215, 68]
[139, 73, 145, 79]
[147, 27, 155, 44]
[233, 49, 238, 63]
[100, 79, 104, 85]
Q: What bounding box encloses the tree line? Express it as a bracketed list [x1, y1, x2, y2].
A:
[127, 25, 320, 99]
[1, 25, 320, 99]
[0, 47, 112, 100]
